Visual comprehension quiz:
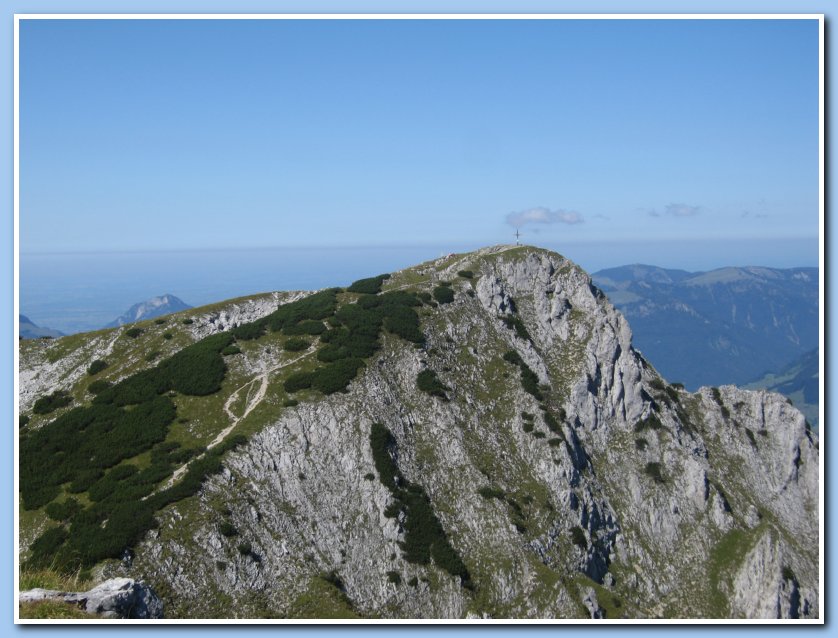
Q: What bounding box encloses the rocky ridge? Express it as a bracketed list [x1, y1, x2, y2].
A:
[18, 246, 819, 620]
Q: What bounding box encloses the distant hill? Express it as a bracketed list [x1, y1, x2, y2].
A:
[19, 314, 63, 339]
[592, 264, 818, 390]
[105, 294, 192, 328]
[746, 348, 819, 429]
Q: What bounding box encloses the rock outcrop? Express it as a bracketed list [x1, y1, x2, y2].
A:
[19, 578, 163, 619]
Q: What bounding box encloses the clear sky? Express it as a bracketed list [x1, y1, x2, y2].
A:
[20, 18, 819, 264]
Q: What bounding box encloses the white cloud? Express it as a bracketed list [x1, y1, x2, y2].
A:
[664, 203, 701, 217]
[506, 206, 584, 227]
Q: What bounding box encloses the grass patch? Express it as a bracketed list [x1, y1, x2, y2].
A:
[287, 575, 361, 619]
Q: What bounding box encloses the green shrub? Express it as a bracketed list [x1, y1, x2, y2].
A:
[124, 327, 143, 338]
[221, 345, 241, 356]
[502, 351, 543, 401]
[45, 498, 81, 522]
[644, 462, 665, 484]
[522, 421, 534, 433]
[154, 319, 166, 325]
[182, 318, 194, 325]
[232, 322, 266, 341]
[478, 486, 505, 500]
[547, 438, 563, 447]
[533, 431, 546, 439]
[87, 360, 108, 376]
[161, 332, 172, 340]
[237, 542, 253, 556]
[634, 414, 663, 432]
[457, 270, 474, 279]
[19, 414, 30, 428]
[363, 472, 375, 481]
[284, 337, 309, 352]
[710, 387, 731, 419]
[347, 274, 391, 294]
[145, 351, 161, 362]
[264, 288, 340, 334]
[384, 501, 402, 518]
[370, 423, 400, 491]
[283, 320, 326, 336]
[543, 411, 562, 434]
[433, 286, 455, 304]
[386, 571, 402, 585]
[417, 369, 449, 400]
[284, 372, 313, 393]
[635, 437, 648, 451]
[32, 390, 72, 415]
[369, 423, 470, 586]
[283, 399, 299, 407]
[500, 315, 531, 341]
[408, 576, 419, 587]
[571, 526, 587, 549]
[219, 521, 239, 537]
[521, 411, 534, 421]
[311, 358, 365, 394]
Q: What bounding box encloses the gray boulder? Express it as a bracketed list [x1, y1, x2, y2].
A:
[19, 578, 163, 619]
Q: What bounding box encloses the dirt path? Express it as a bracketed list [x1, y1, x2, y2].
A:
[159, 347, 315, 491]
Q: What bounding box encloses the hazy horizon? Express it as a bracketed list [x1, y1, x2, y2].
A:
[21, 236, 818, 335]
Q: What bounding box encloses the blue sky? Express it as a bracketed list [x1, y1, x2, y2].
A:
[19, 18, 819, 265]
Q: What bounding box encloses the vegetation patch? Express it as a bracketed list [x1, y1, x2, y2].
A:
[32, 390, 72, 415]
[502, 351, 543, 401]
[644, 462, 665, 484]
[221, 345, 241, 356]
[124, 327, 143, 338]
[634, 413, 663, 432]
[288, 575, 360, 619]
[710, 387, 731, 419]
[433, 286, 455, 304]
[87, 360, 108, 376]
[21, 330, 248, 572]
[457, 270, 474, 279]
[417, 369, 450, 400]
[283, 337, 309, 352]
[347, 273, 390, 295]
[571, 525, 587, 549]
[369, 423, 471, 587]
[500, 314, 531, 342]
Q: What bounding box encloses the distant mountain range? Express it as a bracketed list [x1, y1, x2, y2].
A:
[746, 348, 819, 429]
[592, 264, 818, 391]
[19, 314, 63, 340]
[104, 294, 192, 328]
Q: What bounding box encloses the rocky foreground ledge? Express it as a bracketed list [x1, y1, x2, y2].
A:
[19, 578, 163, 619]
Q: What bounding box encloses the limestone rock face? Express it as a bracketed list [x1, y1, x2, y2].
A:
[19, 578, 163, 619]
[21, 246, 818, 620]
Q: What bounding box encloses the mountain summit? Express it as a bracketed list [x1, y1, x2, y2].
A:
[104, 294, 192, 328]
[18, 246, 818, 620]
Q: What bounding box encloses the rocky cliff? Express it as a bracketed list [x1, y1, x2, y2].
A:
[18, 246, 819, 620]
